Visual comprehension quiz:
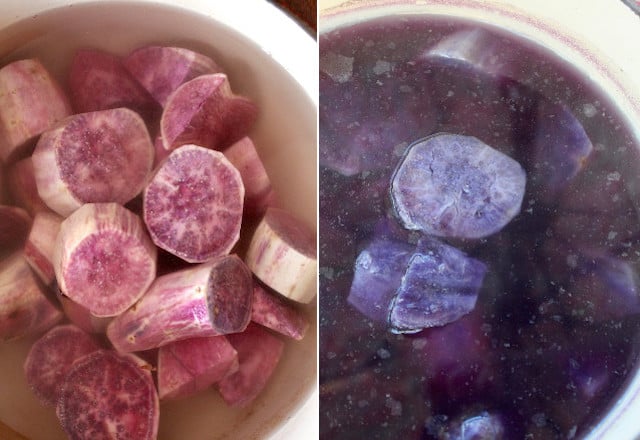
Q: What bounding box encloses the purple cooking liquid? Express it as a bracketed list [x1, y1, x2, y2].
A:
[319, 16, 640, 439]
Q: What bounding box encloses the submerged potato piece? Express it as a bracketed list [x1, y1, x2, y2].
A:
[23, 210, 63, 286]
[32, 107, 154, 217]
[160, 73, 258, 151]
[245, 207, 317, 303]
[143, 144, 244, 263]
[23, 324, 101, 406]
[0, 59, 72, 163]
[54, 203, 157, 317]
[0, 252, 63, 341]
[107, 255, 253, 352]
[56, 350, 159, 440]
[391, 133, 526, 239]
[124, 45, 221, 106]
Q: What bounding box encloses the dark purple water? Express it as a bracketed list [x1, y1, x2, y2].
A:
[319, 16, 640, 439]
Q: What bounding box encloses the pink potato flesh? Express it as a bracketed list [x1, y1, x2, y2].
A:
[23, 324, 102, 406]
[218, 323, 284, 408]
[54, 203, 157, 317]
[223, 137, 275, 216]
[0, 59, 72, 163]
[23, 210, 63, 286]
[56, 350, 159, 440]
[0, 252, 63, 341]
[68, 48, 160, 120]
[6, 158, 49, 215]
[32, 107, 154, 217]
[143, 144, 244, 263]
[157, 335, 238, 400]
[251, 282, 308, 340]
[0, 204, 31, 254]
[160, 73, 258, 151]
[124, 45, 221, 107]
[107, 254, 253, 352]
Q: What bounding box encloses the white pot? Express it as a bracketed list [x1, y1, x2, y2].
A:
[0, 1, 317, 439]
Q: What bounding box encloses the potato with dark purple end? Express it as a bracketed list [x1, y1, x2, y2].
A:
[32, 107, 154, 217]
[391, 133, 526, 239]
[143, 144, 244, 263]
[56, 350, 159, 440]
[388, 237, 487, 333]
[251, 282, 309, 340]
[23, 324, 101, 406]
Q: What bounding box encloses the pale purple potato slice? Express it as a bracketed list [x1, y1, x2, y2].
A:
[124, 45, 221, 107]
[391, 133, 526, 239]
[23, 324, 101, 406]
[143, 144, 244, 263]
[218, 323, 284, 408]
[23, 210, 63, 286]
[107, 254, 253, 352]
[54, 203, 157, 317]
[528, 100, 593, 201]
[388, 237, 487, 333]
[0, 204, 31, 253]
[68, 48, 160, 120]
[6, 158, 49, 215]
[32, 107, 154, 217]
[56, 350, 159, 440]
[157, 335, 238, 400]
[160, 73, 258, 152]
[57, 291, 112, 335]
[446, 412, 506, 440]
[0, 59, 72, 163]
[223, 137, 275, 216]
[245, 207, 317, 303]
[251, 282, 309, 340]
[0, 252, 63, 341]
[348, 235, 414, 323]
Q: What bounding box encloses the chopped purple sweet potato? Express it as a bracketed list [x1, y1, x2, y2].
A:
[56, 290, 112, 335]
[157, 335, 238, 400]
[124, 45, 221, 107]
[391, 133, 526, 239]
[6, 158, 50, 215]
[68, 48, 160, 120]
[23, 324, 102, 406]
[56, 350, 159, 440]
[160, 73, 257, 152]
[143, 144, 244, 263]
[107, 254, 253, 352]
[54, 203, 157, 317]
[0, 204, 31, 253]
[0, 251, 62, 341]
[23, 210, 62, 286]
[0, 59, 72, 164]
[251, 282, 308, 340]
[32, 107, 154, 217]
[218, 323, 284, 408]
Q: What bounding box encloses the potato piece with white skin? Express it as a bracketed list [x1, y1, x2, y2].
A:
[23, 210, 63, 286]
[54, 203, 157, 317]
[245, 207, 317, 303]
[32, 107, 154, 217]
[0, 59, 72, 163]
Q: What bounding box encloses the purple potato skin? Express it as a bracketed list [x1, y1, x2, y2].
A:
[391, 133, 526, 239]
[388, 237, 487, 333]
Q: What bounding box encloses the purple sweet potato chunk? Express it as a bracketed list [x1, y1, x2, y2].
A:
[7, 158, 50, 215]
[157, 335, 238, 400]
[443, 411, 506, 440]
[68, 48, 160, 120]
[0, 252, 63, 341]
[124, 45, 221, 106]
[23, 210, 62, 286]
[388, 237, 487, 333]
[57, 290, 112, 335]
[32, 107, 154, 217]
[0, 59, 72, 163]
[143, 144, 244, 263]
[160, 73, 258, 151]
[56, 350, 159, 440]
[23, 324, 101, 406]
[391, 133, 526, 239]
[107, 254, 253, 352]
[251, 282, 309, 340]
[218, 323, 284, 408]
[0, 204, 31, 253]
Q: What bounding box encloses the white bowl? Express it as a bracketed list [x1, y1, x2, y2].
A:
[0, 1, 317, 439]
[320, 0, 640, 438]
